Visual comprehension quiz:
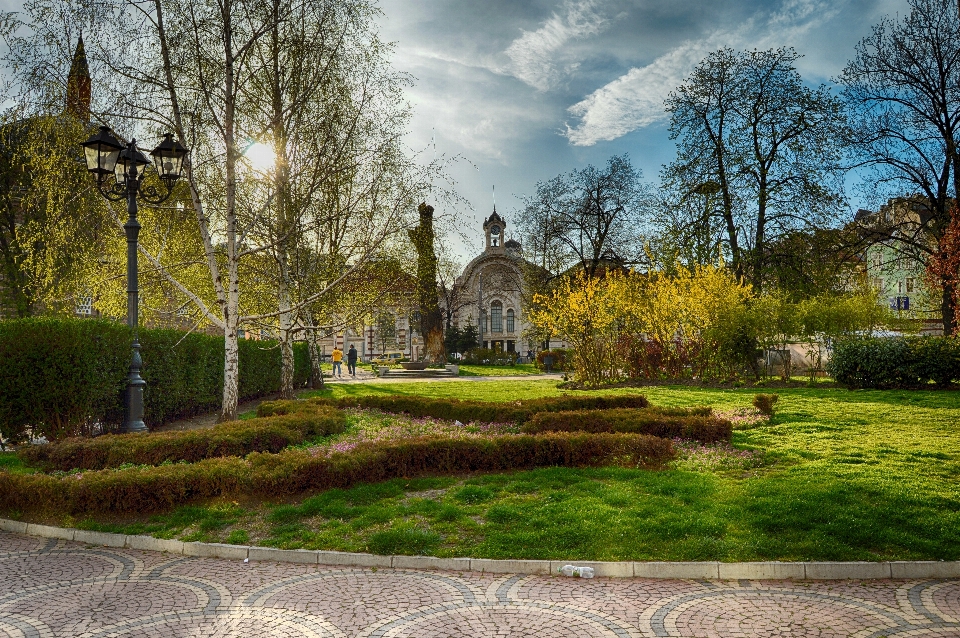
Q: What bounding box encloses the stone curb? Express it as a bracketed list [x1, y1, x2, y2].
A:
[3, 517, 959, 580]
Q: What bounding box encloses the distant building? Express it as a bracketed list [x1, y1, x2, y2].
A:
[451, 209, 531, 353]
[856, 197, 942, 331]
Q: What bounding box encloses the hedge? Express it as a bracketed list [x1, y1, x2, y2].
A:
[17, 402, 345, 472]
[827, 336, 960, 389]
[0, 432, 675, 515]
[304, 394, 650, 424]
[521, 408, 732, 443]
[0, 317, 311, 442]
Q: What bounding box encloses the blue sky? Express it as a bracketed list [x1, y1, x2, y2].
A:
[376, 0, 908, 259]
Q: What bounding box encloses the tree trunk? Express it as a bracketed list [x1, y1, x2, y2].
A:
[943, 280, 957, 336]
[220, 0, 241, 423]
[222, 310, 240, 422]
[409, 203, 445, 363]
[278, 285, 296, 399]
[305, 313, 324, 389]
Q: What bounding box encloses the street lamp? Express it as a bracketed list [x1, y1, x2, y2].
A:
[81, 126, 190, 433]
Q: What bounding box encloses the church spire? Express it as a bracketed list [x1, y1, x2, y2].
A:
[66, 35, 91, 121]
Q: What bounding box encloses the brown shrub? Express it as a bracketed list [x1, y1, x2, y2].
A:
[18, 403, 345, 472]
[0, 432, 674, 516]
[522, 408, 732, 443]
[306, 394, 650, 424]
[753, 393, 779, 416]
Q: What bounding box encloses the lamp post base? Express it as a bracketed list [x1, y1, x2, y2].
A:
[123, 339, 148, 433]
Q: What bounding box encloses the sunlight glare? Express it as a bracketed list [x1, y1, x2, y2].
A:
[244, 142, 276, 172]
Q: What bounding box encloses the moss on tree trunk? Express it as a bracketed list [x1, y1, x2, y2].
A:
[409, 203, 445, 363]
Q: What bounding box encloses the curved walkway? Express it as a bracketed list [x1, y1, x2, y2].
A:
[3, 531, 960, 637]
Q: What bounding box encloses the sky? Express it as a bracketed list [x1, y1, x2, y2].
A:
[375, 0, 909, 260]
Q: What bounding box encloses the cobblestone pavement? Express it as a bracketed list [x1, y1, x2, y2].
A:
[3, 531, 960, 637]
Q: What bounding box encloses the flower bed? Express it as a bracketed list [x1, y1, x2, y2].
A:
[313, 409, 518, 457]
[671, 439, 766, 472]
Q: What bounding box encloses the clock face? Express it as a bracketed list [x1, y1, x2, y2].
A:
[490, 225, 501, 235]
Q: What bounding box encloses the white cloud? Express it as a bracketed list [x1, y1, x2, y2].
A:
[563, 0, 843, 146]
[564, 39, 718, 145]
[397, 52, 557, 162]
[504, 0, 611, 91]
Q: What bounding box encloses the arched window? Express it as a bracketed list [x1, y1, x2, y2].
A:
[506, 308, 515, 333]
[491, 301, 503, 333]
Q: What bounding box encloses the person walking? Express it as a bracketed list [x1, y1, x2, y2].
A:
[332, 346, 343, 378]
[347, 344, 358, 376]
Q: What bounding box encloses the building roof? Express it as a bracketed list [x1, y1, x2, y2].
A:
[483, 208, 504, 228]
[69, 35, 89, 79]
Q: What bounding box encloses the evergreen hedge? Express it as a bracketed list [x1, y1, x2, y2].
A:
[308, 394, 650, 424]
[0, 431, 674, 515]
[0, 317, 310, 441]
[827, 336, 960, 389]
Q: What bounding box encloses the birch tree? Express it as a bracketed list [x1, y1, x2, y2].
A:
[239, 0, 424, 397]
[5, 0, 430, 418]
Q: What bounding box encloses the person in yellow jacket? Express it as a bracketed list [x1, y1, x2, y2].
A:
[331, 347, 343, 378]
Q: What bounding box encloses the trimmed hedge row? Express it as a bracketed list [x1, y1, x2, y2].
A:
[0, 317, 311, 441]
[827, 336, 960, 389]
[0, 432, 675, 515]
[305, 394, 650, 423]
[16, 401, 346, 472]
[521, 408, 732, 443]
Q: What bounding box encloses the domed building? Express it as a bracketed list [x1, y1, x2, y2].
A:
[450, 209, 535, 355]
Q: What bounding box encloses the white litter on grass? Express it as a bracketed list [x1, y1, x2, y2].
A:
[454, 420, 464, 427]
[559, 565, 595, 578]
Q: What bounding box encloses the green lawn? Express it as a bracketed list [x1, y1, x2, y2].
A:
[457, 363, 543, 376]
[27, 381, 960, 561]
[0, 451, 33, 474]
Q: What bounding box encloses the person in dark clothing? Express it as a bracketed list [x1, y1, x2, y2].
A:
[347, 345, 358, 376]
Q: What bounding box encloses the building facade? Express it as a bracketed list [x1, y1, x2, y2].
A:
[857, 197, 941, 329]
[450, 210, 533, 354]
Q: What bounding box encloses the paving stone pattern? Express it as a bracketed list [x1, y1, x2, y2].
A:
[3, 531, 960, 637]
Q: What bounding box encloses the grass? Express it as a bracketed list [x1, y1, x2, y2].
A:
[457, 363, 543, 376]
[10, 380, 960, 561]
[0, 451, 34, 474]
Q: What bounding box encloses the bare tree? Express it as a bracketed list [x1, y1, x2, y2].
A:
[840, 0, 960, 334]
[664, 47, 847, 292]
[517, 154, 647, 277]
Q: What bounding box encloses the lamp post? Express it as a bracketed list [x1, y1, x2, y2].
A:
[81, 126, 190, 433]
